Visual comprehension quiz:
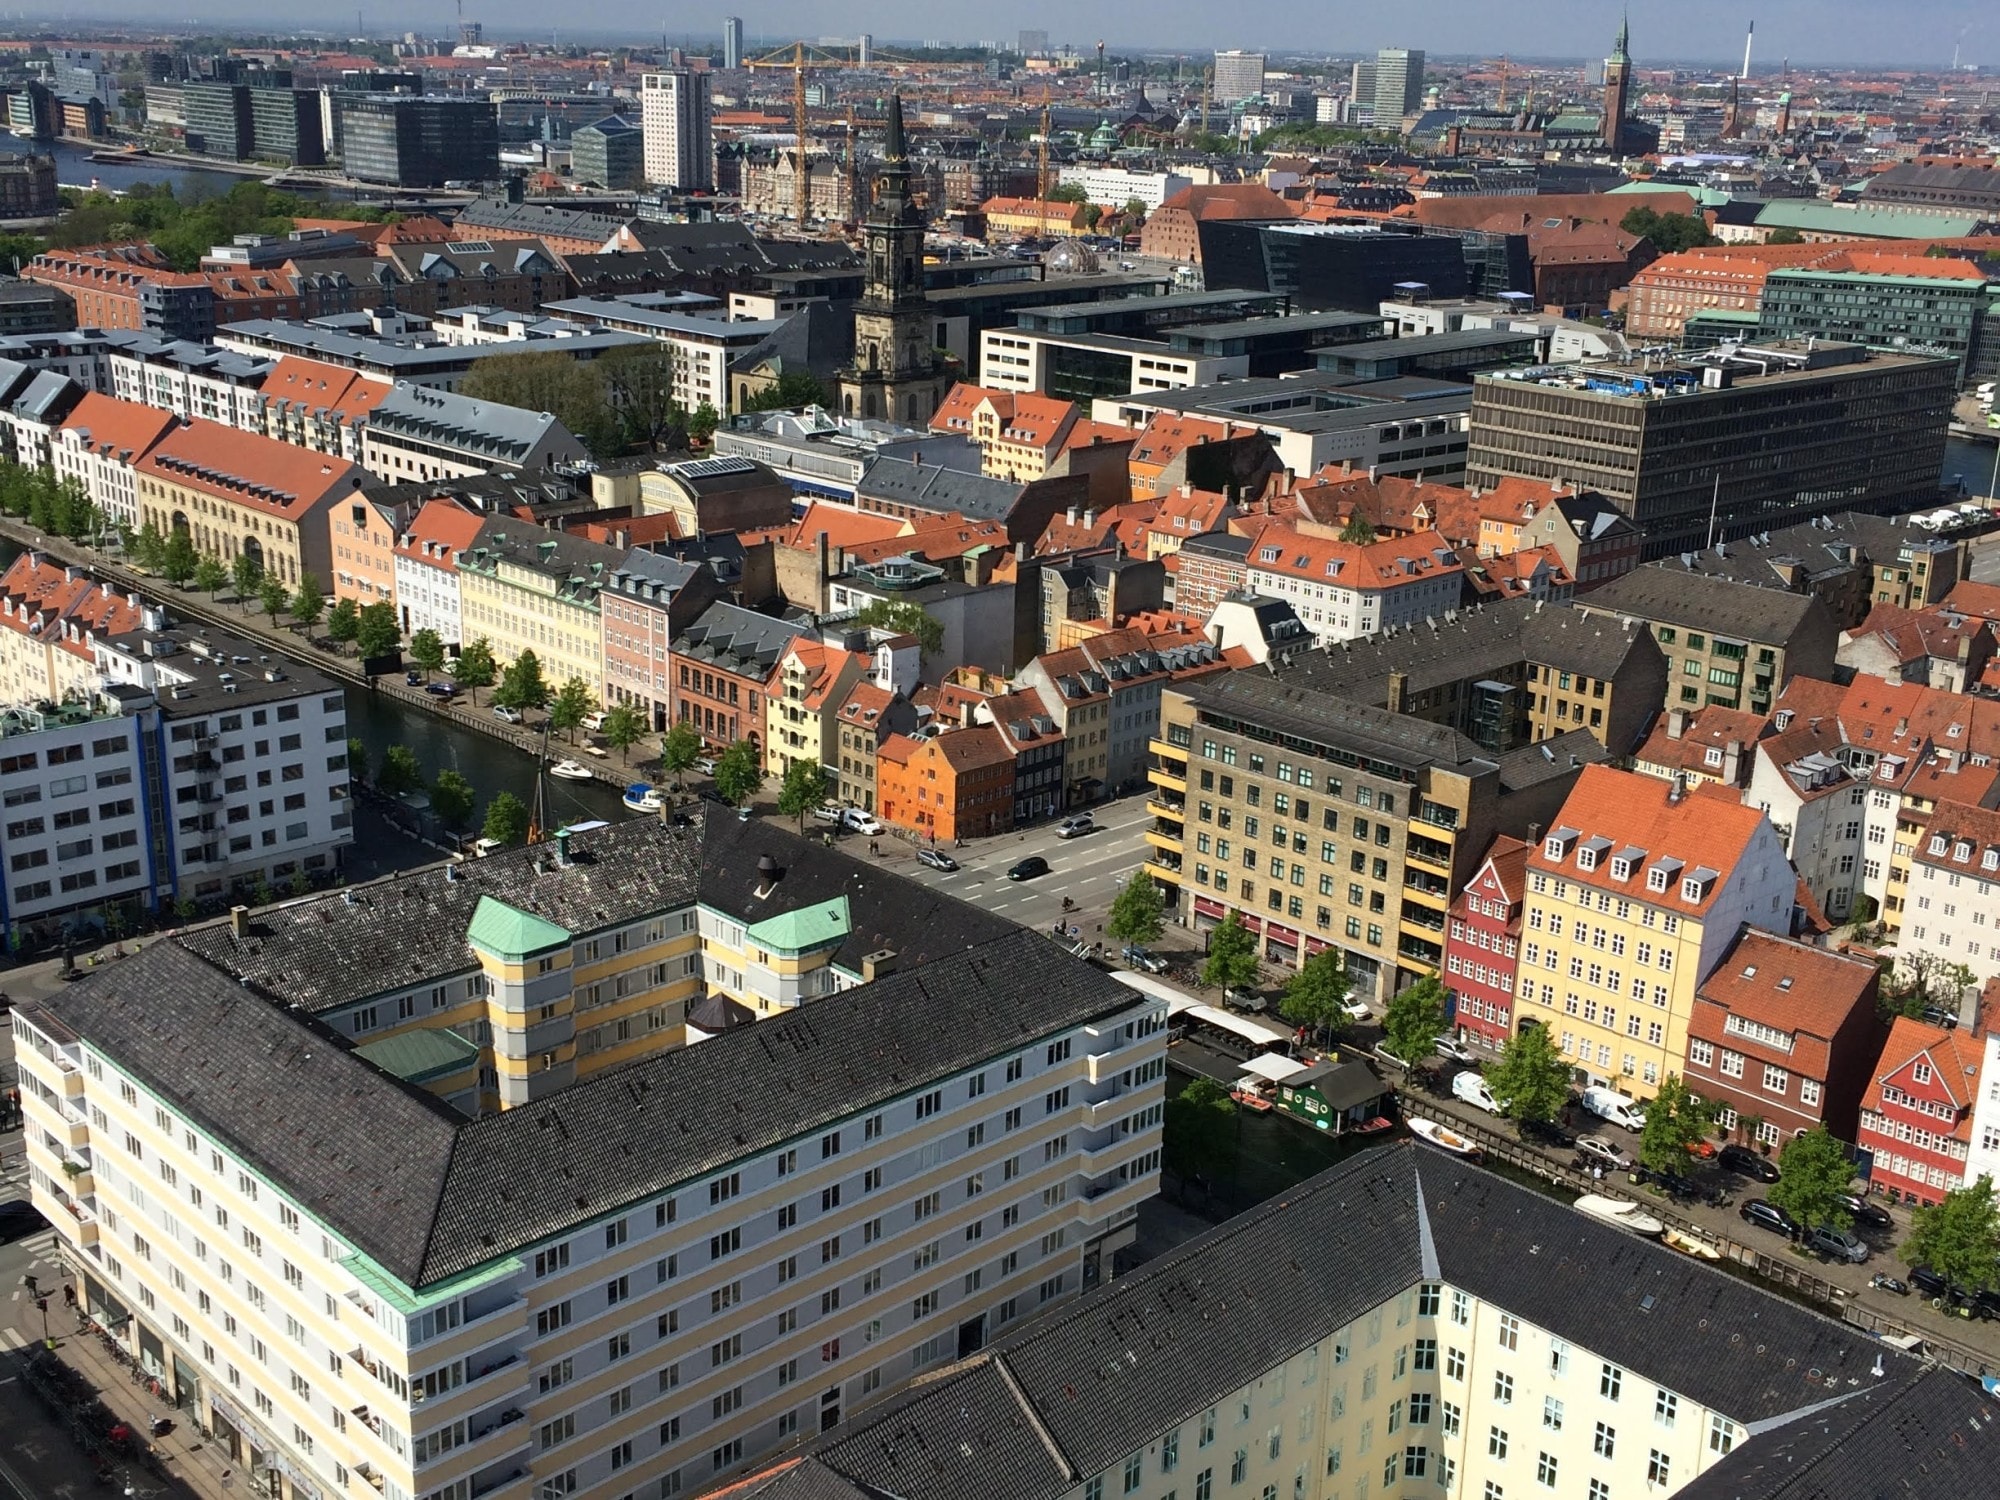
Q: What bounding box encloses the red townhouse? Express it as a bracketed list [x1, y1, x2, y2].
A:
[668, 601, 806, 753]
[1856, 1015, 1985, 1207]
[1682, 927, 1884, 1149]
[1441, 835, 1527, 1055]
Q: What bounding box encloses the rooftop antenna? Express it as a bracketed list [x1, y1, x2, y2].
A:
[1741, 18, 1754, 80]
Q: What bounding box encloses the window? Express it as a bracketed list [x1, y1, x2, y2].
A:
[1593, 1422, 1615, 1459]
[1648, 1450, 1671, 1485]
[1542, 1397, 1562, 1431]
[1493, 1372, 1513, 1405]
[1708, 1416, 1736, 1455]
[1654, 1390, 1677, 1427]
[1445, 1347, 1465, 1381]
[1497, 1314, 1518, 1350]
[1536, 1452, 1558, 1488]
[1601, 1364, 1623, 1401]
[1488, 1427, 1508, 1461]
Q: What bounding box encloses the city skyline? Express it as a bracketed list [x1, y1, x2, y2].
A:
[4, 0, 1997, 70]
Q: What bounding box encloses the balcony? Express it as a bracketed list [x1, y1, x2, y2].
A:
[1400, 903, 1445, 934]
[1406, 835, 1453, 872]
[1398, 935, 1443, 968]
[1415, 802, 1460, 832]
[469, 1462, 531, 1500]
[1402, 869, 1449, 901]
[1144, 826, 1184, 854]
[1143, 854, 1183, 881]
[466, 1404, 526, 1444]
[1145, 797, 1185, 820]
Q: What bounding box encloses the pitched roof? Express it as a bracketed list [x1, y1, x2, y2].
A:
[1910, 798, 2000, 877]
[136, 416, 366, 518]
[1695, 927, 1880, 1041]
[55, 390, 179, 463]
[784, 501, 905, 553]
[392, 496, 485, 570]
[1579, 565, 1825, 643]
[1866, 1014, 1984, 1124]
[257, 356, 391, 426]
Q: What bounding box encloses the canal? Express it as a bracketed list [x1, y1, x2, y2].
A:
[0, 132, 251, 199]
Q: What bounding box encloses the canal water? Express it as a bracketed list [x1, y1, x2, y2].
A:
[0, 132, 250, 199]
[1945, 434, 2000, 499]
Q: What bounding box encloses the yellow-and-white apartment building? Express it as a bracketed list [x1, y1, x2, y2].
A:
[454, 520, 631, 694]
[12, 810, 1162, 1500]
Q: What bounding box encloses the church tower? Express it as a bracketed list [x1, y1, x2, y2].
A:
[1601, 12, 1633, 153]
[838, 94, 952, 424]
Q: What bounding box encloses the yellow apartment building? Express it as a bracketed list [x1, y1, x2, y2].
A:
[454, 519, 630, 692]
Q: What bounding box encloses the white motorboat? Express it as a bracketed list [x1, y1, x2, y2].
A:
[1573, 1193, 1666, 1237]
[622, 784, 666, 814]
[548, 759, 593, 782]
[1407, 1117, 1481, 1158]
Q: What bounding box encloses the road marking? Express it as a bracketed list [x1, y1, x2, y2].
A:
[0, 1329, 23, 1350]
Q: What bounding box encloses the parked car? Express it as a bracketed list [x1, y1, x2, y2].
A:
[812, 804, 847, 825]
[1435, 1035, 1479, 1065]
[492, 705, 524, 725]
[1579, 1086, 1647, 1132]
[840, 809, 884, 836]
[1224, 988, 1266, 1014]
[695, 756, 718, 776]
[1451, 1071, 1503, 1115]
[581, 711, 607, 732]
[1684, 1138, 1717, 1160]
[1007, 856, 1050, 881]
[916, 847, 959, 872]
[425, 681, 459, 699]
[0, 1198, 49, 1243]
[404, 668, 424, 685]
[1120, 945, 1169, 973]
[1718, 1143, 1781, 1182]
[1739, 1199, 1799, 1239]
[1056, 814, 1095, 839]
[1521, 1118, 1578, 1151]
[1869, 1273, 1911, 1297]
[1574, 1136, 1631, 1171]
[1838, 1192, 1894, 1231]
[1906, 1267, 1997, 1318]
[1340, 999, 1372, 1023]
[1805, 1224, 1870, 1264]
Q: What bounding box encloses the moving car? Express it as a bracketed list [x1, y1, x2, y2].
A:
[492, 705, 524, 725]
[1804, 1224, 1870, 1264]
[1738, 1199, 1799, 1239]
[916, 847, 959, 872]
[0, 1199, 49, 1243]
[1574, 1136, 1631, 1171]
[1007, 856, 1050, 881]
[1717, 1143, 1780, 1182]
[1056, 814, 1095, 839]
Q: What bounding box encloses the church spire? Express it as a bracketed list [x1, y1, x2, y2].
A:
[884, 91, 907, 162]
[1611, 9, 1631, 64]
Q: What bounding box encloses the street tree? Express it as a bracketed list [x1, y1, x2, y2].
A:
[194, 555, 228, 597]
[1904, 1176, 2000, 1292]
[161, 528, 198, 587]
[776, 758, 832, 828]
[1767, 1126, 1857, 1235]
[345, 738, 369, 783]
[453, 638, 497, 704]
[407, 628, 446, 678]
[1636, 1073, 1712, 1177]
[1106, 870, 1166, 948]
[290, 573, 326, 633]
[355, 602, 400, 661]
[602, 704, 648, 763]
[1163, 1077, 1238, 1204]
[494, 650, 551, 713]
[548, 677, 595, 742]
[430, 769, 476, 830]
[1383, 976, 1449, 1066]
[258, 574, 289, 623]
[481, 791, 531, 847]
[230, 551, 262, 610]
[661, 720, 703, 784]
[132, 521, 168, 572]
[1485, 1024, 1571, 1127]
[1200, 911, 1260, 995]
[714, 739, 764, 807]
[325, 597, 361, 653]
[1279, 948, 1353, 1048]
[375, 744, 422, 797]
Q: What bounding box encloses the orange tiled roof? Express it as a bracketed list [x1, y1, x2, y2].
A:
[1696, 928, 1879, 1040]
[137, 418, 364, 518]
[259, 356, 390, 425]
[56, 392, 179, 463]
[1866, 1015, 1984, 1131]
[786, 501, 905, 553]
[393, 496, 486, 569]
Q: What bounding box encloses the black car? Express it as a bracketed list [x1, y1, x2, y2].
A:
[1739, 1199, 1799, 1238]
[424, 681, 459, 698]
[404, 668, 424, 685]
[1007, 856, 1050, 881]
[1839, 1192, 1894, 1231]
[1521, 1118, 1578, 1151]
[1909, 1266, 1996, 1318]
[1718, 1143, 1781, 1183]
[0, 1198, 50, 1243]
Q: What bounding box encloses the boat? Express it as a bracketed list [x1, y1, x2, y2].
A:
[1347, 1115, 1395, 1136]
[1229, 1081, 1275, 1113]
[1406, 1117, 1481, 1158]
[1663, 1228, 1722, 1261]
[1573, 1193, 1666, 1237]
[548, 759, 593, 782]
[622, 783, 666, 814]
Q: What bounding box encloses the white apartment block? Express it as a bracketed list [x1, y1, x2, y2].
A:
[1055, 165, 1193, 212]
[107, 339, 273, 429]
[980, 329, 1242, 398]
[14, 816, 1162, 1500]
[1900, 801, 2000, 981]
[641, 70, 714, 191]
[1244, 533, 1464, 646]
[393, 544, 465, 650]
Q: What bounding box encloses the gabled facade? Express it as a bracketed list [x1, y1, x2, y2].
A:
[876, 725, 1018, 841]
[51, 390, 179, 529]
[764, 638, 867, 778]
[1443, 835, 1528, 1054]
[390, 494, 483, 647]
[1857, 1015, 1985, 1206]
[1902, 800, 2000, 983]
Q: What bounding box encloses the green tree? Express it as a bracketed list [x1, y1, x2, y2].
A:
[1163, 1076, 1237, 1201]
[602, 703, 649, 763]
[1338, 512, 1377, 545]
[1200, 911, 1261, 995]
[1383, 976, 1448, 1066]
[133, 521, 168, 573]
[1279, 948, 1353, 1048]
[1904, 1176, 2000, 1294]
[1619, 204, 1714, 252]
[407, 627, 446, 678]
[194, 555, 228, 597]
[1636, 1073, 1712, 1176]
[597, 343, 691, 451]
[548, 677, 596, 743]
[494, 649, 551, 713]
[1046, 182, 1089, 204]
[375, 744, 422, 797]
[1767, 1126, 1857, 1236]
[1767, 226, 1806, 244]
[481, 791, 531, 847]
[853, 598, 945, 658]
[325, 597, 362, 653]
[661, 719, 703, 783]
[1486, 1024, 1572, 1127]
[290, 573, 325, 632]
[346, 737, 369, 783]
[453, 637, 497, 704]
[258, 573, 289, 623]
[776, 757, 832, 828]
[688, 402, 720, 444]
[355, 601, 400, 660]
[161, 528, 198, 586]
[714, 738, 764, 807]
[460, 349, 620, 457]
[737, 367, 830, 413]
[430, 769, 476, 830]
[1106, 870, 1166, 948]
[231, 550, 263, 610]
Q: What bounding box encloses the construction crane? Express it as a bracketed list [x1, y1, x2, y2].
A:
[1037, 87, 1053, 239]
[1496, 56, 1510, 112]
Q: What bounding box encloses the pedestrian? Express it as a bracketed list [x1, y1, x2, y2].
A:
[1593, 1164, 1603, 1183]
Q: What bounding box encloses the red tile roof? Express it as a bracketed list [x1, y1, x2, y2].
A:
[394, 497, 486, 570]
[56, 392, 179, 464]
[1865, 1015, 1984, 1132]
[137, 418, 365, 519]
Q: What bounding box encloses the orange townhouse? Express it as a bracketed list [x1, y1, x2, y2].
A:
[329, 491, 414, 611]
[875, 725, 1017, 842]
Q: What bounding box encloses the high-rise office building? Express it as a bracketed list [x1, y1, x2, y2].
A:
[858, 33, 873, 67]
[339, 95, 499, 186]
[1349, 59, 1378, 121]
[1211, 50, 1267, 104]
[723, 15, 744, 70]
[1373, 47, 1425, 130]
[642, 69, 714, 191]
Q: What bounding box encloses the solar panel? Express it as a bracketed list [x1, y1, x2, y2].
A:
[671, 456, 758, 479]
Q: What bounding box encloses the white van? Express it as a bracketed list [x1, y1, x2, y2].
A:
[1580, 1086, 1646, 1131]
[1452, 1071, 1503, 1115]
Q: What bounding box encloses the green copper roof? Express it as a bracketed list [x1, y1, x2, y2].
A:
[466, 895, 572, 961]
[1754, 201, 1984, 239]
[355, 1028, 481, 1084]
[745, 895, 851, 956]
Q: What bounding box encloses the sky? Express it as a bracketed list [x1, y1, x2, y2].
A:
[14, 0, 1999, 69]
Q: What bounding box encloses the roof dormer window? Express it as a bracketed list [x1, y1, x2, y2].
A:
[1703, 746, 1723, 768]
[1955, 841, 1974, 863]
[1929, 834, 1950, 856]
[1544, 826, 1579, 862]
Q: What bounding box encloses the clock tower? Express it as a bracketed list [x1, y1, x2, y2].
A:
[838, 94, 952, 424]
[1601, 12, 1634, 153]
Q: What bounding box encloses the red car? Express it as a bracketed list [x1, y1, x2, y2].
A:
[1685, 1139, 1717, 1160]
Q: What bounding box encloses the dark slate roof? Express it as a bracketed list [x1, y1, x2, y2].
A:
[756, 1143, 1923, 1500]
[672, 600, 808, 677]
[178, 816, 706, 1015]
[30, 943, 463, 1287]
[1671, 1365, 2000, 1499]
[1180, 669, 1499, 776]
[856, 457, 1027, 522]
[1577, 566, 1826, 644]
[1496, 728, 1610, 792]
[1519, 604, 1662, 682]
